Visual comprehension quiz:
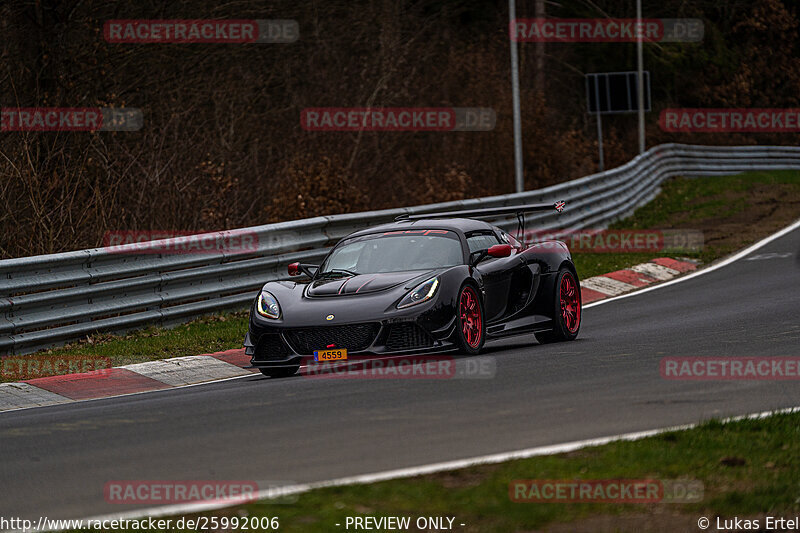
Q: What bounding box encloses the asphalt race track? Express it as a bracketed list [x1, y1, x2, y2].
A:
[1, 222, 799, 522]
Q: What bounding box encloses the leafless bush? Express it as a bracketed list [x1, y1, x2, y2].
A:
[1, 0, 798, 258]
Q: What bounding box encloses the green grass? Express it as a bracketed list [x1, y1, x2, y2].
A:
[82, 411, 800, 532]
[10, 169, 800, 378]
[573, 169, 800, 278]
[0, 311, 249, 382]
[612, 170, 800, 229]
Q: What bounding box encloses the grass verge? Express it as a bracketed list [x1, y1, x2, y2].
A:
[80, 410, 800, 533]
[574, 169, 800, 278]
[0, 311, 249, 383]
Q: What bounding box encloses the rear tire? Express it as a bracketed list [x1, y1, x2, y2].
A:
[455, 283, 485, 354]
[535, 267, 581, 344]
[259, 366, 299, 378]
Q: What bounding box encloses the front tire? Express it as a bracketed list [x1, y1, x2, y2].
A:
[455, 283, 485, 354]
[259, 366, 299, 378]
[535, 267, 581, 344]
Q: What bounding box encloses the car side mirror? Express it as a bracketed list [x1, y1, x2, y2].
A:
[487, 244, 512, 258]
[288, 262, 318, 277]
[470, 244, 512, 267]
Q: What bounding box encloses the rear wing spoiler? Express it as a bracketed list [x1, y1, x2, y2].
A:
[394, 201, 566, 221]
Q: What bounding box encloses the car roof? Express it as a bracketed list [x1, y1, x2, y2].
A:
[346, 217, 497, 239]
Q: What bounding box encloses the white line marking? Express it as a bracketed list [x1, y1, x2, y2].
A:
[585, 216, 800, 309]
[744, 252, 792, 261]
[57, 405, 800, 530]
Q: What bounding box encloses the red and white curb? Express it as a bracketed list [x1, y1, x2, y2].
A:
[580, 257, 698, 304]
[0, 349, 257, 412]
[0, 257, 697, 413]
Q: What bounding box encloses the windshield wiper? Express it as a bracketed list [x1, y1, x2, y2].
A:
[318, 269, 360, 278]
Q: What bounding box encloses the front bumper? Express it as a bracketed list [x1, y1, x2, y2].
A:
[244, 317, 457, 368]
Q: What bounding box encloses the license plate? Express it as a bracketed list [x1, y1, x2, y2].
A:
[313, 348, 348, 362]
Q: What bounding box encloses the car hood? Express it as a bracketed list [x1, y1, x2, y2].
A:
[306, 270, 435, 297]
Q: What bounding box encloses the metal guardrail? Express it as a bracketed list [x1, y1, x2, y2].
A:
[2, 143, 800, 355]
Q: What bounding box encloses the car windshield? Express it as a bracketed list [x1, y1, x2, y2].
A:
[320, 231, 463, 275]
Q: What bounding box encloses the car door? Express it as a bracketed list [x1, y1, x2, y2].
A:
[468, 231, 527, 323]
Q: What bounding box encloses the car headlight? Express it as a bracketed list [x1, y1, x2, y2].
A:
[256, 290, 281, 319]
[397, 277, 439, 309]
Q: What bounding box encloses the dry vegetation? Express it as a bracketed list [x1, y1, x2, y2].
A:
[0, 0, 798, 258]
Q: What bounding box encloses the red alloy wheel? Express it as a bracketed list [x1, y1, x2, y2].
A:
[560, 272, 581, 334]
[459, 286, 482, 348]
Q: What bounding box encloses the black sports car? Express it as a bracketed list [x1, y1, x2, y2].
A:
[244, 203, 581, 378]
